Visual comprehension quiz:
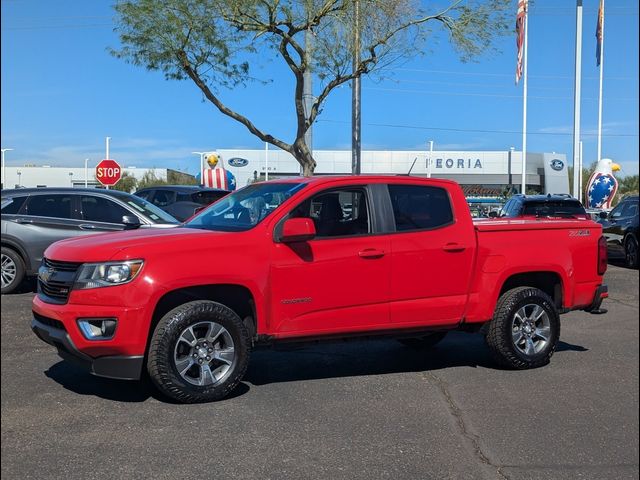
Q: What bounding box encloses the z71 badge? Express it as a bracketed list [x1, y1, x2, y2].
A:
[569, 229, 591, 237]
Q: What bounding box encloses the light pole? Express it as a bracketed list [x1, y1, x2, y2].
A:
[192, 152, 206, 185]
[84, 158, 89, 187]
[1, 148, 14, 190]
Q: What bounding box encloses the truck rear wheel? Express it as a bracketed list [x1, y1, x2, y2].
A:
[485, 287, 560, 369]
[147, 300, 251, 403]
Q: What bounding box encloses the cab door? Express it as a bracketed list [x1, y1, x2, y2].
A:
[270, 186, 390, 337]
[386, 183, 476, 327]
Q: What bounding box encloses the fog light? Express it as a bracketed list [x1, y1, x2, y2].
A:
[77, 318, 117, 340]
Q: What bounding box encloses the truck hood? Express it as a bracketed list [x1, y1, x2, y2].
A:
[44, 226, 235, 263]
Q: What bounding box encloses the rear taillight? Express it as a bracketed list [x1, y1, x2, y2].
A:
[598, 236, 608, 275]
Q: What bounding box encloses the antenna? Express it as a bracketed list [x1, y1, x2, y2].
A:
[407, 157, 418, 175]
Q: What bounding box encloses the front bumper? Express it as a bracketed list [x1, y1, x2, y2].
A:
[31, 316, 143, 380]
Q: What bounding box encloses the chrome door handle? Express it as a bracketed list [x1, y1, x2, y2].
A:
[15, 218, 33, 224]
[79, 224, 96, 230]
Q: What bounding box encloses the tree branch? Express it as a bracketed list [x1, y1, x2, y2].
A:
[177, 50, 292, 153]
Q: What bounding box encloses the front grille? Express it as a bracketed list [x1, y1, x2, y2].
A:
[39, 280, 72, 301]
[33, 312, 66, 331]
[37, 257, 81, 304]
[43, 258, 81, 272]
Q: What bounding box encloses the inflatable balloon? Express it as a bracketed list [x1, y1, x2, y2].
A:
[202, 151, 236, 191]
[585, 158, 620, 209]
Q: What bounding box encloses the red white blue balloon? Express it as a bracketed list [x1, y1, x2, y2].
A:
[585, 158, 621, 209]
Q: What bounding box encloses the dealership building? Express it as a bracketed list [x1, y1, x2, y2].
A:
[0, 166, 193, 190]
[218, 149, 569, 196]
[1, 150, 569, 196]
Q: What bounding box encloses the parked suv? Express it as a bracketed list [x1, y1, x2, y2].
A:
[598, 195, 639, 269]
[500, 194, 589, 219]
[1, 188, 179, 294]
[135, 186, 229, 221]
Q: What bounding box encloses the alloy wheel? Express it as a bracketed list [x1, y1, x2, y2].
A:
[1, 253, 17, 288]
[173, 321, 236, 386]
[511, 303, 551, 356]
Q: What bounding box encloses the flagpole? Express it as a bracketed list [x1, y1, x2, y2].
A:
[521, 7, 528, 194]
[579, 140, 584, 203]
[572, 0, 583, 199]
[597, 0, 605, 163]
[264, 142, 269, 181]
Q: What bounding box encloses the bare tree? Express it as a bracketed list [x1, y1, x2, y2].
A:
[112, 0, 511, 175]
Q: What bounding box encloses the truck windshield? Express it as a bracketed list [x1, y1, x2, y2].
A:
[184, 182, 306, 232]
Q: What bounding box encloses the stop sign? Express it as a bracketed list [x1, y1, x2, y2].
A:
[95, 159, 122, 186]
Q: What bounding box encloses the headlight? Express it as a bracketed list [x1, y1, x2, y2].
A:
[74, 260, 144, 290]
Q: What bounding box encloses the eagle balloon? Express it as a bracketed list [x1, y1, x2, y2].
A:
[201, 151, 236, 191]
[585, 158, 621, 209]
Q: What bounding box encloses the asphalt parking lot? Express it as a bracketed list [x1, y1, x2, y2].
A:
[1, 264, 638, 480]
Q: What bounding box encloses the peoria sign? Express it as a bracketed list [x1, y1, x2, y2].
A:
[433, 158, 483, 170]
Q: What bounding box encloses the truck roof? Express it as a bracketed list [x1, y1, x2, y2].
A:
[266, 175, 460, 187]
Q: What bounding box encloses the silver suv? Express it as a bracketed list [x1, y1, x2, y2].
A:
[1, 188, 178, 294]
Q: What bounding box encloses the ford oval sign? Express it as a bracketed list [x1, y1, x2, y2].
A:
[550, 159, 564, 171]
[228, 157, 249, 168]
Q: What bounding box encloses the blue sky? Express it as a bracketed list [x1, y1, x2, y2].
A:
[1, 0, 638, 177]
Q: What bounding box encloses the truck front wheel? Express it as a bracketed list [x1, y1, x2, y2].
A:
[485, 287, 560, 369]
[147, 300, 251, 403]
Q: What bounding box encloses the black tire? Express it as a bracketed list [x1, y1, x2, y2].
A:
[1, 246, 26, 295]
[486, 287, 560, 370]
[624, 235, 639, 269]
[399, 332, 448, 350]
[147, 300, 251, 403]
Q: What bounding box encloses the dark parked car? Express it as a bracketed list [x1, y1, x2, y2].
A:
[134, 185, 230, 222]
[1, 188, 179, 294]
[499, 194, 589, 220]
[598, 195, 639, 269]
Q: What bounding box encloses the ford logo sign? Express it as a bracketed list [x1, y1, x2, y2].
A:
[228, 157, 249, 168]
[550, 159, 564, 171]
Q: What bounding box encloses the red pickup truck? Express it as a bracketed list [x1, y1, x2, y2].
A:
[32, 176, 608, 403]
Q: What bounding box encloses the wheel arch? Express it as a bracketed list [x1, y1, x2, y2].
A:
[499, 271, 564, 310]
[1, 238, 31, 273]
[149, 284, 257, 345]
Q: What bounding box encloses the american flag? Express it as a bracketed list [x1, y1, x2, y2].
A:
[586, 172, 618, 209]
[596, 0, 604, 66]
[515, 0, 528, 84]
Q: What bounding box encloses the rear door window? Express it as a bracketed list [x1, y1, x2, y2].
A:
[136, 190, 153, 201]
[193, 191, 227, 205]
[1, 195, 27, 214]
[522, 201, 586, 217]
[24, 194, 74, 219]
[388, 184, 453, 231]
[151, 190, 176, 207]
[80, 195, 132, 224]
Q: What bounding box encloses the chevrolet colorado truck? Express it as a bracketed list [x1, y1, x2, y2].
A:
[31, 176, 608, 403]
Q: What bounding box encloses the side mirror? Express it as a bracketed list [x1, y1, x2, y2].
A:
[488, 211, 498, 218]
[122, 215, 141, 229]
[281, 218, 316, 243]
[599, 211, 608, 219]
